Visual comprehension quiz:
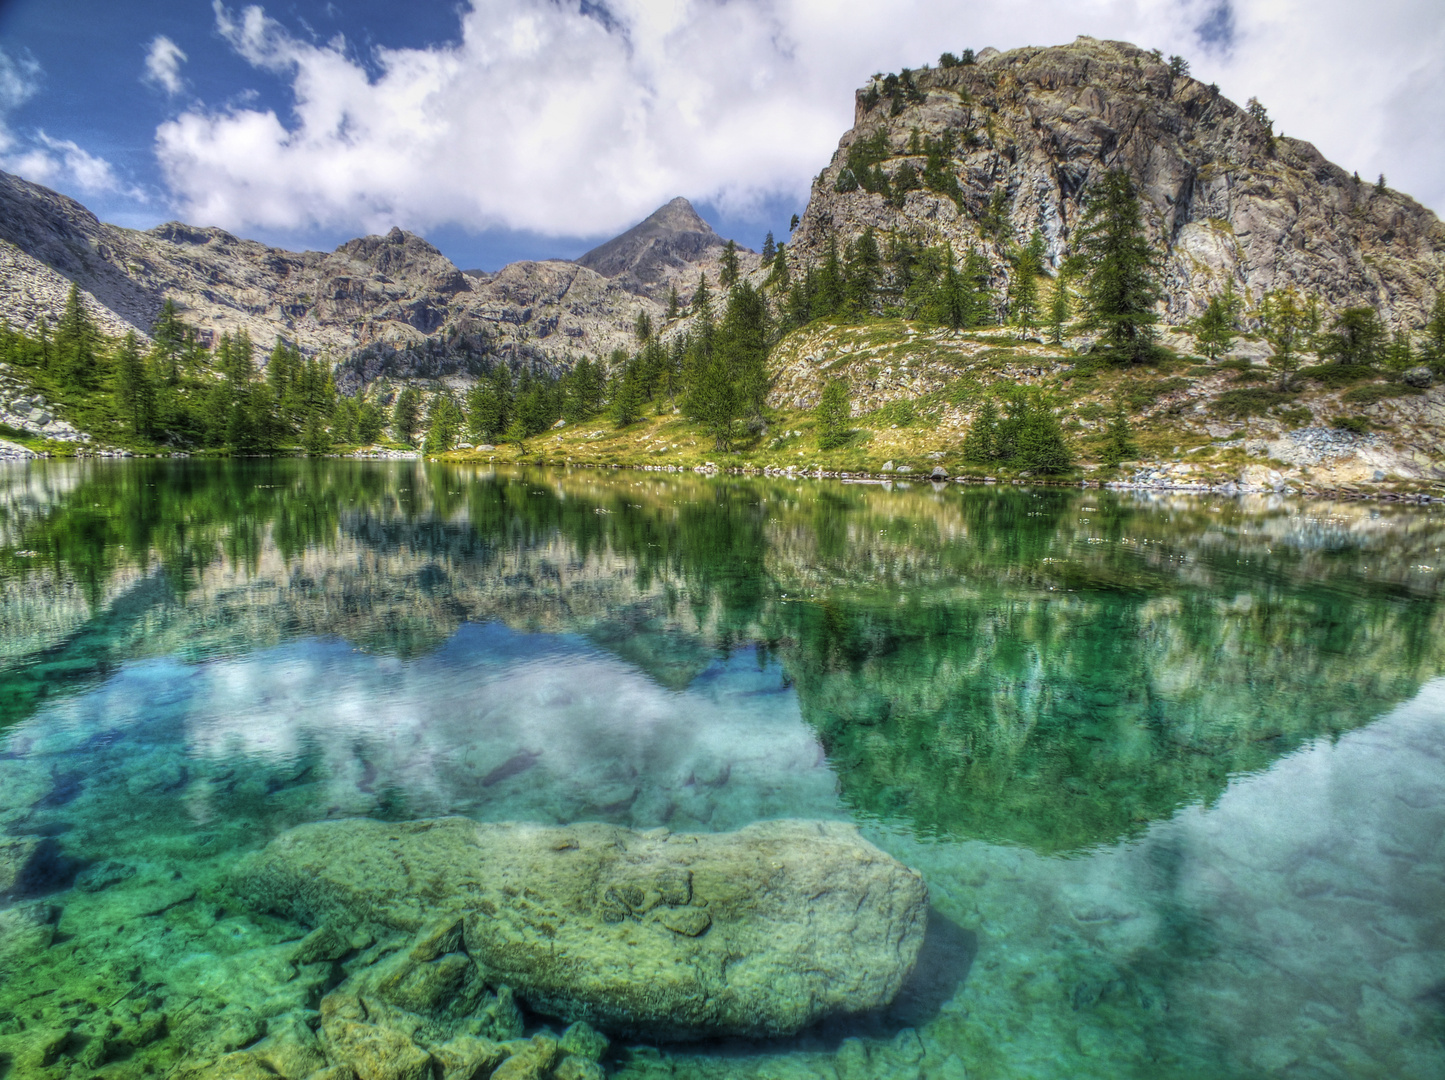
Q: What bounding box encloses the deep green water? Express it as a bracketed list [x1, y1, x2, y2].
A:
[1, 459, 1443, 1079]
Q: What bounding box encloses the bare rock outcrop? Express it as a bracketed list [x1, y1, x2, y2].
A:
[233, 816, 929, 1040]
[790, 36, 1445, 329]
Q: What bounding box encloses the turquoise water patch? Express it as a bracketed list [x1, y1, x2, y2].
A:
[0, 459, 1441, 1079]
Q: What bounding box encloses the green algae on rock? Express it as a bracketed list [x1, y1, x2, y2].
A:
[234, 817, 930, 1039]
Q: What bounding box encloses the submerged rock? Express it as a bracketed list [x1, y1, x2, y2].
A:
[235, 817, 928, 1040]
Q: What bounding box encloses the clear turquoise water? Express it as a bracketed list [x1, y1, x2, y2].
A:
[0, 459, 1442, 1078]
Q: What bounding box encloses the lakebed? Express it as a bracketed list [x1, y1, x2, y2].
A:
[0, 459, 1442, 1079]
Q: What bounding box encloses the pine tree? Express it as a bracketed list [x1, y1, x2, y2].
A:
[1068, 170, 1162, 364]
[610, 357, 645, 427]
[634, 310, 653, 343]
[666, 285, 681, 321]
[1192, 285, 1242, 360]
[720, 240, 740, 287]
[962, 397, 999, 464]
[1320, 307, 1385, 367]
[692, 274, 713, 320]
[766, 243, 791, 293]
[1423, 294, 1445, 373]
[761, 232, 776, 265]
[1258, 288, 1310, 389]
[816, 378, 851, 450]
[424, 391, 463, 452]
[330, 397, 359, 443]
[813, 238, 846, 319]
[717, 281, 771, 428]
[1008, 230, 1046, 338]
[392, 386, 422, 444]
[1047, 273, 1070, 345]
[303, 412, 332, 456]
[1101, 400, 1137, 466]
[113, 330, 155, 438]
[843, 228, 881, 317]
[54, 281, 101, 389]
[357, 400, 385, 444]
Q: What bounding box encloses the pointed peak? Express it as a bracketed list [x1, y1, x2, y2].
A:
[576, 198, 726, 283]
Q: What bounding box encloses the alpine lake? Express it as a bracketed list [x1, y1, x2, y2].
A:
[0, 458, 1442, 1080]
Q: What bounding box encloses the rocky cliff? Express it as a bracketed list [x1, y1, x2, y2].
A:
[790, 37, 1445, 328]
[0, 174, 739, 392]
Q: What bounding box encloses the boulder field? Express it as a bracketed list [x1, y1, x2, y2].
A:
[233, 817, 929, 1042]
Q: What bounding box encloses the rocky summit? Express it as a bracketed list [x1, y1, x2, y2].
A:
[792, 36, 1445, 329]
[234, 816, 929, 1040]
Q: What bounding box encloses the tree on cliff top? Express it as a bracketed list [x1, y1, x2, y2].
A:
[1068, 171, 1162, 364]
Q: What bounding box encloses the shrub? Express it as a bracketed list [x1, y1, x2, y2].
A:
[1299, 363, 1376, 389]
[1332, 416, 1371, 435]
[1210, 388, 1297, 418]
[1341, 383, 1424, 405]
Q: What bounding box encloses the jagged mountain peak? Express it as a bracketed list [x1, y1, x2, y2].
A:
[576, 197, 742, 286]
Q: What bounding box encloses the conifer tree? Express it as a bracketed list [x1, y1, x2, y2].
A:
[114, 330, 156, 438]
[1192, 285, 1242, 360]
[610, 358, 645, 427]
[1423, 294, 1445, 373]
[1258, 288, 1310, 389]
[720, 240, 740, 287]
[634, 310, 653, 343]
[1069, 170, 1161, 364]
[691, 274, 713, 320]
[424, 391, 463, 452]
[962, 397, 999, 464]
[1008, 230, 1046, 338]
[766, 243, 791, 293]
[1320, 307, 1385, 366]
[303, 411, 332, 456]
[330, 397, 359, 443]
[357, 400, 385, 444]
[844, 228, 881, 317]
[1047, 273, 1070, 345]
[666, 285, 681, 321]
[392, 386, 422, 444]
[55, 282, 100, 389]
[813, 238, 846, 319]
[815, 378, 851, 450]
[761, 232, 776, 266]
[1101, 400, 1138, 466]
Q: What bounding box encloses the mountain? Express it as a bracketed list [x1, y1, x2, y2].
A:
[576, 196, 748, 291]
[0, 176, 739, 392]
[790, 36, 1445, 329]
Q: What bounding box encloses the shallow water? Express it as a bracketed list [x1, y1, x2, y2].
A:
[0, 459, 1442, 1078]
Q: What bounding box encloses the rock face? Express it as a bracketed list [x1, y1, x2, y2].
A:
[577, 196, 738, 289]
[0, 174, 737, 390]
[234, 817, 929, 1039]
[791, 37, 1445, 329]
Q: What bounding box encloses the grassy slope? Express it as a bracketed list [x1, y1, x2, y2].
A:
[442, 319, 1445, 493]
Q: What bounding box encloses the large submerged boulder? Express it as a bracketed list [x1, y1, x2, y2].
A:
[234, 817, 928, 1040]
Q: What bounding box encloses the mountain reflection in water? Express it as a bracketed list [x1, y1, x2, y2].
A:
[0, 459, 1441, 1080]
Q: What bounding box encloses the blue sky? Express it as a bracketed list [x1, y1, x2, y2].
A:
[1, 1, 1441, 271]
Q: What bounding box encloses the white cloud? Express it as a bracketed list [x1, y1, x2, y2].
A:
[0, 45, 43, 154]
[8, 132, 143, 198]
[154, 0, 1445, 241]
[0, 46, 141, 200]
[144, 35, 189, 96]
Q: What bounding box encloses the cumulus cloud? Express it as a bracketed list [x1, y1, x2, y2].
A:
[154, 0, 1445, 240]
[0, 46, 140, 199]
[143, 35, 189, 96]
